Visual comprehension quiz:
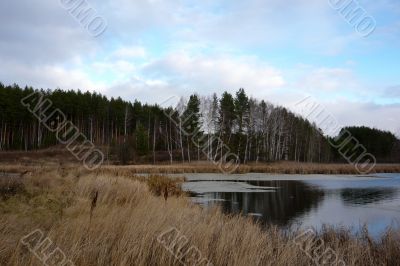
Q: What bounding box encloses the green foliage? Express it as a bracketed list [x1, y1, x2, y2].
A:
[182, 94, 202, 135]
[234, 88, 250, 134]
[333, 126, 400, 163]
[136, 124, 149, 156]
[219, 91, 236, 136]
[1, 82, 398, 164]
[117, 141, 134, 165]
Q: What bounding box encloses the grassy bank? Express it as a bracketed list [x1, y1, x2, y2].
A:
[1, 160, 400, 175]
[1, 148, 400, 174]
[98, 161, 400, 174]
[0, 166, 399, 265]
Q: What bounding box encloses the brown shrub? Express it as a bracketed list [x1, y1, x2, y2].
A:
[0, 174, 25, 200]
[146, 174, 185, 197]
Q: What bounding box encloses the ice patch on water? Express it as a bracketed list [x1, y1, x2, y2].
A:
[182, 181, 277, 193]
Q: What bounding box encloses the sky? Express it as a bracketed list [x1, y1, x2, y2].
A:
[0, 0, 399, 135]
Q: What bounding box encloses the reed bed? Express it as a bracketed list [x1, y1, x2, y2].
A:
[0, 166, 399, 265]
[98, 161, 400, 175]
[1, 149, 400, 175]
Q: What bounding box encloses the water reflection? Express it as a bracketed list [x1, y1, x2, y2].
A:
[186, 175, 400, 236]
[196, 181, 324, 226]
[340, 188, 398, 205]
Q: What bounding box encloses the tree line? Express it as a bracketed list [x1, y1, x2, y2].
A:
[0, 83, 398, 164]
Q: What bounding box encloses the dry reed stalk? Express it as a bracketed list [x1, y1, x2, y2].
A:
[0, 165, 399, 265]
[89, 190, 99, 224]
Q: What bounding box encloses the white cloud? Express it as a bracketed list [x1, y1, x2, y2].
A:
[290, 96, 400, 136]
[0, 60, 104, 92]
[0, 0, 100, 65]
[142, 52, 285, 96]
[1, 0, 400, 136]
[385, 85, 400, 97]
[102, 51, 286, 104]
[325, 100, 400, 134]
[297, 67, 357, 92]
[111, 46, 147, 59]
[91, 60, 136, 79]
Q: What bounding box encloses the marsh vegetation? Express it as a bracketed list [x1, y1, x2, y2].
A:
[0, 164, 399, 265]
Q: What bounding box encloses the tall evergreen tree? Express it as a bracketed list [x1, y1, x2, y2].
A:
[182, 94, 202, 161]
[1, 83, 397, 164]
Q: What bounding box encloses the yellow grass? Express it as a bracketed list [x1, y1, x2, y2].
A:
[0, 165, 399, 265]
[96, 161, 400, 174]
[1, 148, 400, 175]
[0, 146, 400, 176]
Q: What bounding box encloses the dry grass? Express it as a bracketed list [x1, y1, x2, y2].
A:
[0, 176, 25, 200]
[0, 165, 399, 265]
[1, 148, 400, 175]
[97, 161, 400, 175]
[146, 175, 186, 197]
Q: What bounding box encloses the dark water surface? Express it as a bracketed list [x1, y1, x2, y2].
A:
[181, 173, 400, 237]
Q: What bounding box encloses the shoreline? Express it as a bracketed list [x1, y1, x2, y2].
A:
[96, 162, 400, 175]
[0, 164, 399, 265]
[1, 161, 400, 175]
[1, 148, 399, 174]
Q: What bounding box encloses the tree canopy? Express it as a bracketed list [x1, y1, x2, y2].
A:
[0, 83, 398, 164]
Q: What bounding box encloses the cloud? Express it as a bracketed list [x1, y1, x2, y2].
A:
[100, 0, 185, 38]
[325, 100, 400, 135]
[0, 60, 104, 92]
[111, 46, 147, 59]
[290, 96, 400, 136]
[102, 52, 286, 104]
[0, 0, 99, 65]
[141, 52, 285, 96]
[385, 85, 400, 97]
[1, 0, 400, 136]
[105, 78, 174, 104]
[293, 67, 362, 99]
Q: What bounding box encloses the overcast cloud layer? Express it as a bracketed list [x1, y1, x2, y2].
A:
[0, 0, 399, 135]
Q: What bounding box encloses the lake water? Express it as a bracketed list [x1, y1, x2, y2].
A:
[180, 173, 400, 237]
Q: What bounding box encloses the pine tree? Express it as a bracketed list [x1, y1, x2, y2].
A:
[182, 94, 202, 161]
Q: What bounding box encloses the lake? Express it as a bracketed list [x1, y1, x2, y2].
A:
[180, 173, 400, 237]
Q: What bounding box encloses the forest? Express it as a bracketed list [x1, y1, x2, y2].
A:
[0, 83, 399, 164]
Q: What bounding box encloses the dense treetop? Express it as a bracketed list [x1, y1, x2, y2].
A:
[0, 82, 398, 164]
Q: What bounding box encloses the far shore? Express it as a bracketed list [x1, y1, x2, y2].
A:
[0, 148, 399, 175]
[97, 162, 400, 175]
[1, 159, 399, 176]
